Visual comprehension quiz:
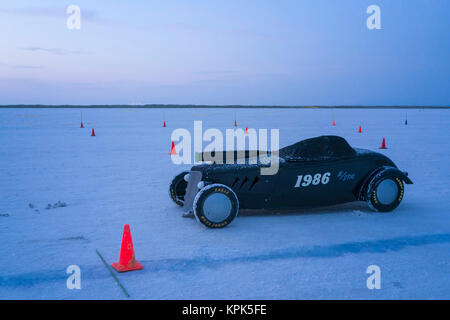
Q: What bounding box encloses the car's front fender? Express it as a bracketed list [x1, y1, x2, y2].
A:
[357, 166, 413, 200]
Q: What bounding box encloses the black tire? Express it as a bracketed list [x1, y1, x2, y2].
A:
[366, 172, 404, 212]
[193, 184, 239, 228]
[169, 171, 189, 206]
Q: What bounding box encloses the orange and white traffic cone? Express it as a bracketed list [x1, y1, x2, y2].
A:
[112, 224, 143, 273]
[169, 141, 177, 155]
[380, 137, 387, 149]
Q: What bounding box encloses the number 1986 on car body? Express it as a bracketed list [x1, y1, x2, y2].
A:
[294, 172, 331, 187]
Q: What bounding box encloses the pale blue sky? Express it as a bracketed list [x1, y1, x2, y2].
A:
[0, 0, 449, 105]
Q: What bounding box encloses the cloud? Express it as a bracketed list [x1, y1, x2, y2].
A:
[14, 65, 43, 69]
[191, 70, 237, 75]
[0, 7, 97, 21]
[0, 6, 131, 29]
[21, 46, 90, 56]
[220, 27, 271, 40]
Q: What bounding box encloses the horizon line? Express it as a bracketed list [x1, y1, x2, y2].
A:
[0, 104, 449, 109]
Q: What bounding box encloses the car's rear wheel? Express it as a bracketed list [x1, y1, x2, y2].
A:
[169, 171, 189, 206]
[366, 173, 404, 212]
[193, 184, 239, 228]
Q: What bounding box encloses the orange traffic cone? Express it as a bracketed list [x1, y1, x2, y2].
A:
[358, 125, 362, 133]
[245, 126, 248, 134]
[112, 224, 143, 273]
[91, 128, 95, 136]
[163, 121, 166, 127]
[380, 137, 387, 149]
[169, 141, 177, 155]
[80, 121, 84, 128]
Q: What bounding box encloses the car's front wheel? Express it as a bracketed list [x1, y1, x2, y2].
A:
[366, 172, 404, 212]
[169, 171, 189, 206]
[193, 184, 239, 228]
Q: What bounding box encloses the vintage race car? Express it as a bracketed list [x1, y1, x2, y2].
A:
[169, 135, 412, 228]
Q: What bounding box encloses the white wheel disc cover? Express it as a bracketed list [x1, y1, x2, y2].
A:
[376, 179, 398, 205]
[202, 193, 232, 223]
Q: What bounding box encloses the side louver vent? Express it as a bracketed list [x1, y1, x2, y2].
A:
[248, 176, 259, 191]
[231, 177, 240, 188]
[239, 176, 249, 189]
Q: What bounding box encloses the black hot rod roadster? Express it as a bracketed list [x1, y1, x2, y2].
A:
[169, 135, 412, 228]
